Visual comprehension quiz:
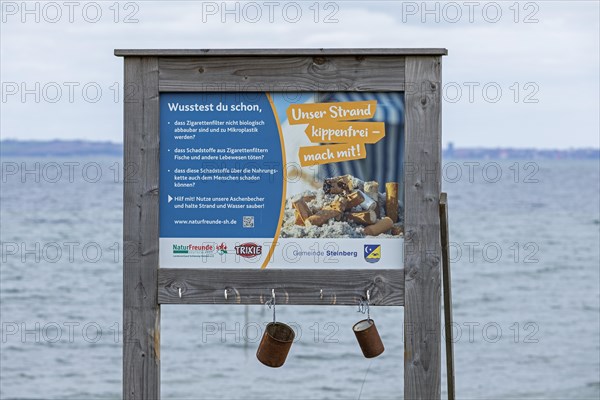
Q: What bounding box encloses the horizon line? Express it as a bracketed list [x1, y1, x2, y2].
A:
[1, 138, 598, 151]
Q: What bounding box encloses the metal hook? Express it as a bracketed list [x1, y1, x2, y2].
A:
[358, 290, 371, 322]
[178, 287, 182, 299]
[366, 290, 371, 321]
[224, 288, 228, 300]
[266, 289, 276, 323]
[320, 289, 323, 300]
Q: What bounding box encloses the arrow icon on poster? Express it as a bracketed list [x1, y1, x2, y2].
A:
[168, 195, 173, 203]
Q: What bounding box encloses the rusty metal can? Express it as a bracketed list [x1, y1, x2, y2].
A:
[353, 319, 384, 358]
[256, 322, 295, 368]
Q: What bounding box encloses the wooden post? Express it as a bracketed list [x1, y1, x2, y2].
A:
[123, 56, 161, 399]
[440, 193, 456, 400]
[403, 56, 443, 399]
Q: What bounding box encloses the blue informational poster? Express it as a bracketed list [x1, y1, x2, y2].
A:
[160, 93, 283, 239]
[159, 92, 405, 268]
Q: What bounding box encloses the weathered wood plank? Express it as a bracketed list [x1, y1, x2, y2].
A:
[115, 48, 448, 57]
[123, 56, 160, 400]
[440, 193, 456, 400]
[158, 56, 405, 92]
[403, 56, 443, 400]
[158, 268, 404, 306]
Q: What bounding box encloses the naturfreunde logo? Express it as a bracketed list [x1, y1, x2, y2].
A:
[172, 243, 215, 257]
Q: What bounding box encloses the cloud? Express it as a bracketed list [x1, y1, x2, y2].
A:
[1, 1, 598, 148]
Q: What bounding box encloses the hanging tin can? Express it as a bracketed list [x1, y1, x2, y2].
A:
[353, 318, 384, 358]
[256, 322, 295, 368]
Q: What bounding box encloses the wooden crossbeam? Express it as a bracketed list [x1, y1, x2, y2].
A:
[158, 268, 404, 306]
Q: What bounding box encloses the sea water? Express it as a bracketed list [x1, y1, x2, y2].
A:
[1, 158, 598, 399]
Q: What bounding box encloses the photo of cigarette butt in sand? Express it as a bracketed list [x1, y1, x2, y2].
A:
[281, 174, 403, 238]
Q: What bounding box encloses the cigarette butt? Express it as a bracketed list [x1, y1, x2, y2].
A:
[305, 209, 341, 227]
[347, 210, 377, 225]
[364, 217, 394, 236]
[391, 224, 404, 236]
[294, 210, 304, 226]
[353, 177, 365, 189]
[364, 181, 379, 201]
[364, 181, 380, 217]
[345, 190, 365, 210]
[340, 174, 355, 189]
[327, 196, 348, 212]
[323, 175, 353, 194]
[292, 198, 312, 224]
[289, 193, 315, 209]
[385, 182, 399, 223]
[358, 190, 377, 211]
[323, 196, 347, 220]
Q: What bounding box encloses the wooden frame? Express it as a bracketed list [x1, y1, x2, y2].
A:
[117, 48, 446, 400]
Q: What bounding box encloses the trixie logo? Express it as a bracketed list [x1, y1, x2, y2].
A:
[235, 243, 262, 258]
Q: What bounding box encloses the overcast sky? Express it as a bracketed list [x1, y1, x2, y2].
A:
[1, 1, 598, 148]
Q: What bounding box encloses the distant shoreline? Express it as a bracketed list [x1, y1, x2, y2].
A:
[1, 139, 598, 159]
[1, 140, 122, 157]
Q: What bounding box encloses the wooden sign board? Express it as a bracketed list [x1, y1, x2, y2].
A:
[116, 48, 446, 400]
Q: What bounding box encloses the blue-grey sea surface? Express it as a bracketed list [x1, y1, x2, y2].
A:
[1, 158, 599, 399]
